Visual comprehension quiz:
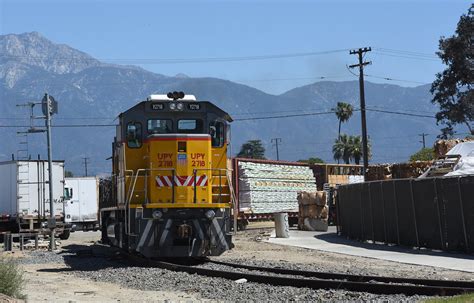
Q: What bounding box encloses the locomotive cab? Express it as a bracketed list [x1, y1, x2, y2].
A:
[102, 93, 233, 258]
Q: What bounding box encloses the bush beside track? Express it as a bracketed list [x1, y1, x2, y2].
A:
[0, 256, 25, 300]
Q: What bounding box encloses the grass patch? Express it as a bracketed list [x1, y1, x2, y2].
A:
[0, 255, 26, 299]
[424, 292, 474, 303]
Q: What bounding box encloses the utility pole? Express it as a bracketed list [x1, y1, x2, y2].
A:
[419, 133, 428, 149]
[349, 47, 371, 180]
[17, 95, 58, 250]
[43, 93, 57, 251]
[271, 138, 282, 160]
[83, 157, 89, 176]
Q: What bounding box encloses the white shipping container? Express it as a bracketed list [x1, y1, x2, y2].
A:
[64, 177, 99, 226]
[0, 160, 65, 219]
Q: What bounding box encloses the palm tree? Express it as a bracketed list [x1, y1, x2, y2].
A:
[333, 102, 354, 139]
[332, 134, 352, 164]
[350, 136, 362, 165]
[349, 135, 371, 165]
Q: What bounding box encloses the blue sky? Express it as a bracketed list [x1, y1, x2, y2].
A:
[0, 0, 470, 94]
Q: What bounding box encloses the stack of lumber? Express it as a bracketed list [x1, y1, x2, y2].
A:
[297, 191, 328, 231]
[238, 162, 317, 214]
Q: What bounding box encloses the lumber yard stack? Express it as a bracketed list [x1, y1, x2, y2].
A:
[297, 191, 328, 232]
[237, 161, 317, 214]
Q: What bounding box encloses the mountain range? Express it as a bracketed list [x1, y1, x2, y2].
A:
[0, 32, 447, 175]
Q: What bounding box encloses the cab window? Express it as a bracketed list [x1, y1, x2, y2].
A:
[147, 119, 172, 134]
[177, 119, 203, 134]
[64, 188, 73, 200]
[126, 122, 142, 148]
[209, 121, 225, 147]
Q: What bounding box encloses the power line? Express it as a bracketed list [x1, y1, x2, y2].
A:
[0, 124, 116, 128]
[373, 47, 438, 59]
[372, 51, 439, 62]
[233, 111, 335, 121]
[365, 108, 436, 119]
[0, 49, 350, 64]
[364, 74, 428, 85]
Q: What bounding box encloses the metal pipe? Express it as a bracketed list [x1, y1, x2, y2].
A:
[409, 179, 420, 248]
[433, 178, 445, 250]
[171, 169, 175, 204]
[392, 180, 400, 245]
[456, 177, 469, 252]
[368, 182, 375, 243]
[219, 171, 222, 204]
[380, 182, 387, 244]
[193, 169, 197, 204]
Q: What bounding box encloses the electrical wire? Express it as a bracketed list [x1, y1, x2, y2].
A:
[365, 108, 436, 119]
[0, 49, 350, 64]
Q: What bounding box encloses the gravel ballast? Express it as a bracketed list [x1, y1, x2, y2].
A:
[18, 249, 430, 302]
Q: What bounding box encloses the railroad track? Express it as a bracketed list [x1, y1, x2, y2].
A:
[124, 253, 474, 296]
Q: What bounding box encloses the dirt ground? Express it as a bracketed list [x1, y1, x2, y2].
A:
[4, 222, 474, 302]
[5, 232, 198, 303]
[22, 263, 197, 303]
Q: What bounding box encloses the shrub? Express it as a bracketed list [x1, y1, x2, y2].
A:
[0, 256, 25, 299]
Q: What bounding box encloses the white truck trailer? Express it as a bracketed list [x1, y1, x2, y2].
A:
[0, 160, 71, 238]
[64, 177, 99, 231]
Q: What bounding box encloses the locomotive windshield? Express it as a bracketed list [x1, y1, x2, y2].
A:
[148, 119, 172, 134]
[177, 119, 204, 133]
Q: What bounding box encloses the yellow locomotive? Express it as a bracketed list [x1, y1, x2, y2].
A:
[100, 92, 233, 257]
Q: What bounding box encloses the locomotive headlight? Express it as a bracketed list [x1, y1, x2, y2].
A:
[152, 210, 163, 219]
[205, 210, 215, 220]
[177, 103, 184, 110]
[169, 103, 176, 110]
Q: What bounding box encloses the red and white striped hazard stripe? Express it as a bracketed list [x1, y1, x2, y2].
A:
[155, 175, 208, 187]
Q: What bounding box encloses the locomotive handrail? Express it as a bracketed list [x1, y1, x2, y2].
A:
[125, 168, 176, 236]
[192, 168, 232, 204]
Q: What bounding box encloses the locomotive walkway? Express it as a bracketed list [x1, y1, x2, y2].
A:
[267, 227, 474, 273]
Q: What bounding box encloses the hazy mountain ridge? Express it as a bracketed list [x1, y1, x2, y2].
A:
[0, 32, 444, 175]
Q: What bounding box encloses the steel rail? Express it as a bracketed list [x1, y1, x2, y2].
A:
[207, 259, 474, 289]
[125, 254, 474, 296]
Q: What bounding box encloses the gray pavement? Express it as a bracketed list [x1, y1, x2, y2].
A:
[267, 227, 474, 273]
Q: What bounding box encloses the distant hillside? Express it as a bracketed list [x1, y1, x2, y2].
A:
[0, 32, 445, 175]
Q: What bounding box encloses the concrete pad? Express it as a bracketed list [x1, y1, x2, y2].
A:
[266, 227, 474, 273]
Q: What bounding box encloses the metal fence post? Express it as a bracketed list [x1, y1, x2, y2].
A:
[409, 179, 420, 248]
[433, 178, 445, 250]
[368, 182, 375, 243]
[392, 180, 400, 245]
[380, 182, 387, 244]
[20, 235, 24, 251]
[456, 177, 469, 253]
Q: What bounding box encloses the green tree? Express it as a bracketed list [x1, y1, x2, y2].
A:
[431, 6, 474, 138]
[332, 134, 371, 165]
[409, 148, 435, 162]
[297, 157, 325, 164]
[333, 102, 354, 139]
[332, 134, 352, 164]
[349, 135, 371, 165]
[237, 140, 266, 159]
[65, 170, 74, 177]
